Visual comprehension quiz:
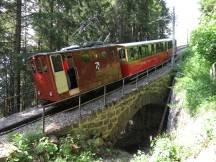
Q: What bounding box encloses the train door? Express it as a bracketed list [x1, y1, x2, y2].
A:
[66, 55, 80, 96]
[50, 54, 69, 94]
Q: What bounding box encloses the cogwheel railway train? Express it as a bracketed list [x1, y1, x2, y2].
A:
[28, 39, 175, 102]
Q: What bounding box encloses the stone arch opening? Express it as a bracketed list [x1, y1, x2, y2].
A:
[115, 104, 170, 153]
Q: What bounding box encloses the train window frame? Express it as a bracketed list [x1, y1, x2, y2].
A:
[159, 43, 164, 53]
[127, 47, 139, 61]
[141, 45, 149, 57]
[101, 51, 108, 59]
[162, 42, 165, 51]
[165, 42, 168, 50]
[168, 41, 173, 49]
[119, 49, 126, 60]
[67, 55, 74, 68]
[156, 43, 160, 53]
[150, 44, 154, 55]
[127, 47, 136, 62]
[127, 48, 134, 61]
[41, 58, 48, 73]
[51, 55, 64, 72]
[138, 47, 142, 59]
[81, 53, 90, 62]
[35, 59, 43, 73]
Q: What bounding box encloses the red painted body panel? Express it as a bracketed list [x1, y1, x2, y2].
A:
[120, 50, 171, 77]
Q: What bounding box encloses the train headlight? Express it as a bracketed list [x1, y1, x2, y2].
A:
[37, 91, 40, 95]
[49, 91, 53, 96]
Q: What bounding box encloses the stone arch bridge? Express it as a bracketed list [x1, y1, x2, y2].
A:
[48, 73, 173, 143]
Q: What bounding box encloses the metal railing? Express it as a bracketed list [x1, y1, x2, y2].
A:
[42, 57, 173, 133]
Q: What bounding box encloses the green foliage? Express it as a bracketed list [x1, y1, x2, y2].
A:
[131, 136, 184, 162]
[7, 133, 100, 162]
[131, 150, 148, 162]
[200, 0, 216, 18]
[175, 49, 216, 113]
[190, 21, 216, 64]
[9, 133, 33, 162]
[32, 0, 170, 49]
[150, 136, 183, 162]
[175, 0, 216, 113]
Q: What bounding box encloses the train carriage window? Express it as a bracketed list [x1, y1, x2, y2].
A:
[149, 45, 152, 54]
[163, 42, 166, 50]
[67, 56, 74, 68]
[151, 44, 155, 54]
[160, 43, 163, 52]
[119, 49, 126, 59]
[168, 41, 173, 49]
[138, 47, 142, 59]
[128, 48, 134, 61]
[128, 47, 139, 61]
[165, 42, 168, 50]
[162, 42, 165, 51]
[156, 43, 160, 53]
[156, 43, 162, 53]
[141, 46, 145, 57]
[141, 45, 149, 57]
[35, 59, 42, 73]
[101, 51, 107, 59]
[41, 59, 48, 73]
[135, 47, 139, 59]
[51, 55, 63, 72]
[81, 53, 90, 62]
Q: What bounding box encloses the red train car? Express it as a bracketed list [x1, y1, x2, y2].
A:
[28, 39, 175, 102]
[28, 45, 122, 102]
[116, 39, 173, 77]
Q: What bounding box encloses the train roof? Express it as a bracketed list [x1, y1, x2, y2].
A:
[29, 38, 173, 59]
[29, 43, 117, 58]
[117, 38, 172, 48]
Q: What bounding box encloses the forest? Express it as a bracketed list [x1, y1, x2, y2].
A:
[0, 0, 171, 116]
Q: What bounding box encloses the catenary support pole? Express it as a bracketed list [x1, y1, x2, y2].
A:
[171, 7, 176, 67]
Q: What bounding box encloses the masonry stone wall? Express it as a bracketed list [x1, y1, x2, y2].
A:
[56, 74, 172, 142]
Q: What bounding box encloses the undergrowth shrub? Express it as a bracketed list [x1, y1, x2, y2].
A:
[175, 48, 216, 114]
[7, 133, 99, 162]
[131, 135, 185, 162]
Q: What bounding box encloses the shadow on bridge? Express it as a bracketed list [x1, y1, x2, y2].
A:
[115, 103, 169, 153]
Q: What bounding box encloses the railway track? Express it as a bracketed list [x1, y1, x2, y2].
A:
[0, 46, 187, 136]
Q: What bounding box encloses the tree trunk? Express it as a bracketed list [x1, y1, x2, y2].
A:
[49, 1, 54, 50]
[14, 0, 22, 113]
